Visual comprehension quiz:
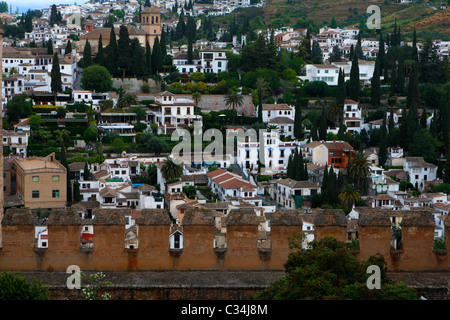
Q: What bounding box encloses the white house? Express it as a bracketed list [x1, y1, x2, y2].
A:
[146, 91, 203, 135]
[342, 99, 363, 134]
[404, 157, 437, 190]
[272, 178, 321, 209]
[172, 46, 228, 74]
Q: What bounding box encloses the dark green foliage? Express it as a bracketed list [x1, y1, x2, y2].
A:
[51, 53, 62, 94]
[329, 45, 342, 63]
[82, 40, 93, 68]
[310, 40, 323, 64]
[81, 64, 113, 93]
[151, 37, 164, 73]
[0, 271, 49, 300]
[255, 237, 417, 300]
[73, 180, 81, 202]
[106, 25, 118, 76]
[371, 56, 381, 106]
[5, 93, 32, 124]
[379, 116, 387, 167]
[117, 25, 132, 77]
[348, 55, 360, 102]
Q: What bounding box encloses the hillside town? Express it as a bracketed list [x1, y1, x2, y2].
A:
[0, 0, 449, 301]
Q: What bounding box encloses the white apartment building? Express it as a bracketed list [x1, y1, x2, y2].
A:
[146, 91, 203, 135]
[272, 178, 321, 209]
[172, 46, 228, 74]
[300, 59, 376, 86]
[404, 157, 437, 190]
[342, 99, 363, 134]
[2, 129, 29, 157]
[236, 130, 301, 175]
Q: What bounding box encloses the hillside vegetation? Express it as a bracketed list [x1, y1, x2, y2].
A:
[223, 0, 450, 40]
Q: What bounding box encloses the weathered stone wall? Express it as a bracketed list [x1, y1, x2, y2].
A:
[1, 208, 450, 272]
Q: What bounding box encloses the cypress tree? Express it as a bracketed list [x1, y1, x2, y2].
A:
[420, 105, 427, 129]
[106, 25, 118, 76]
[379, 115, 387, 167]
[145, 40, 153, 75]
[311, 111, 319, 141]
[294, 94, 303, 139]
[412, 28, 418, 61]
[390, 60, 397, 93]
[65, 40, 72, 55]
[444, 151, 450, 183]
[84, 162, 91, 180]
[310, 40, 323, 64]
[371, 55, 381, 106]
[388, 107, 395, 132]
[96, 34, 104, 66]
[355, 32, 364, 60]
[60, 147, 72, 203]
[395, 55, 405, 95]
[151, 37, 163, 73]
[326, 166, 337, 205]
[83, 40, 93, 68]
[336, 68, 345, 106]
[287, 154, 293, 179]
[117, 25, 132, 78]
[131, 38, 146, 78]
[319, 107, 327, 141]
[348, 55, 360, 102]
[47, 39, 53, 55]
[160, 29, 167, 59]
[378, 33, 385, 76]
[293, 148, 300, 181]
[73, 180, 81, 202]
[51, 53, 62, 95]
[187, 35, 193, 64]
[322, 164, 329, 199]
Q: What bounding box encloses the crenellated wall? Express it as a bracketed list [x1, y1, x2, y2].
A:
[1, 207, 450, 272]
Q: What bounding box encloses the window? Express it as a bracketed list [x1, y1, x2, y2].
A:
[32, 176, 39, 182]
[52, 175, 59, 181]
[52, 190, 60, 198]
[32, 190, 39, 198]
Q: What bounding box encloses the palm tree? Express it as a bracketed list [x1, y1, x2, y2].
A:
[118, 93, 138, 109]
[346, 151, 370, 191]
[54, 129, 71, 148]
[224, 90, 244, 124]
[161, 156, 183, 182]
[338, 184, 360, 208]
[192, 91, 202, 108]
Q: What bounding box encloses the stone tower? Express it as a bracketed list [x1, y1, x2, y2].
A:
[141, 5, 162, 49]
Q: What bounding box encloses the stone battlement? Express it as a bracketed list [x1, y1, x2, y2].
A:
[0, 207, 449, 272]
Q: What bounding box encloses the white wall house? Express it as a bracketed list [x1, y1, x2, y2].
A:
[172, 46, 228, 74]
[236, 130, 301, 175]
[404, 157, 437, 190]
[342, 99, 363, 134]
[272, 178, 321, 209]
[146, 91, 203, 135]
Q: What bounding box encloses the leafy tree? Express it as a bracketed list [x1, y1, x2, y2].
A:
[0, 271, 49, 300]
[408, 129, 438, 164]
[255, 237, 417, 300]
[137, 133, 170, 154]
[112, 138, 126, 153]
[5, 93, 32, 123]
[81, 64, 113, 92]
[328, 45, 342, 62]
[84, 124, 98, 146]
[310, 40, 323, 64]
